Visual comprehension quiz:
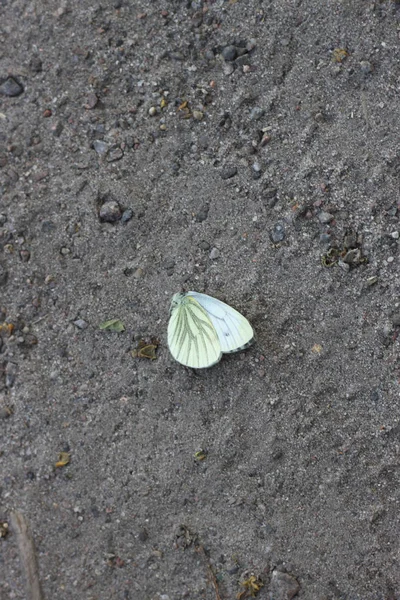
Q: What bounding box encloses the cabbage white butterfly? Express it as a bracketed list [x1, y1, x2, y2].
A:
[168, 291, 254, 368]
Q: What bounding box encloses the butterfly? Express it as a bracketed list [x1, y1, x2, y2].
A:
[168, 291, 254, 368]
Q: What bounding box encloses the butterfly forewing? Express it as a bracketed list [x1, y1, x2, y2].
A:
[168, 295, 222, 368]
[187, 292, 254, 353]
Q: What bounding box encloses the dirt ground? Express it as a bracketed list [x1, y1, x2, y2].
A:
[2, 0, 400, 598]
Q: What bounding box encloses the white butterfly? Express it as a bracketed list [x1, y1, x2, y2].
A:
[168, 291, 254, 368]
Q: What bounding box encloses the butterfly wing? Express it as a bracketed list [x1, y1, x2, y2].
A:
[187, 292, 254, 353]
[168, 295, 222, 368]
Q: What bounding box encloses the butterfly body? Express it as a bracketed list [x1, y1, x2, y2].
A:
[168, 291, 254, 368]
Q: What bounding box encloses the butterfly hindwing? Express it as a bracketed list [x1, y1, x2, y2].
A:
[168, 295, 222, 368]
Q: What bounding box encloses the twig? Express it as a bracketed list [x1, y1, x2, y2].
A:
[196, 544, 222, 600]
[10, 511, 45, 600]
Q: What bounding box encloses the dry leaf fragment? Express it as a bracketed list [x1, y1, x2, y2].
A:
[131, 338, 159, 360]
[0, 521, 9, 538]
[332, 48, 348, 63]
[237, 575, 263, 599]
[55, 452, 71, 468]
[99, 319, 125, 332]
[194, 450, 207, 461]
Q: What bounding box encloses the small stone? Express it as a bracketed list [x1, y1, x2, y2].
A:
[0, 77, 24, 97]
[149, 106, 157, 116]
[51, 121, 64, 137]
[343, 231, 358, 249]
[235, 54, 250, 68]
[392, 312, 400, 326]
[221, 45, 237, 61]
[360, 60, 373, 75]
[0, 406, 13, 419]
[195, 205, 209, 223]
[261, 134, 271, 146]
[366, 276, 378, 287]
[19, 249, 31, 262]
[314, 112, 325, 123]
[252, 162, 261, 173]
[29, 56, 43, 73]
[249, 106, 264, 121]
[391, 231, 399, 239]
[73, 319, 88, 330]
[107, 146, 124, 162]
[387, 256, 394, 263]
[223, 63, 235, 76]
[121, 208, 133, 223]
[93, 140, 108, 155]
[99, 200, 122, 223]
[134, 268, 144, 278]
[60, 247, 71, 256]
[269, 569, 300, 600]
[317, 211, 334, 224]
[221, 166, 237, 180]
[43, 108, 52, 118]
[85, 93, 99, 109]
[0, 264, 8, 286]
[199, 240, 210, 250]
[192, 110, 204, 121]
[0, 214, 7, 225]
[138, 528, 148, 542]
[319, 233, 331, 245]
[209, 247, 220, 260]
[270, 222, 285, 243]
[264, 187, 278, 200]
[5, 362, 17, 388]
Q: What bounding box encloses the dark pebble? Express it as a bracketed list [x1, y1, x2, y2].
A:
[195, 205, 209, 222]
[41, 220, 56, 233]
[264, 187, 278, 200]
[5, 362, 17, 388]
[51, 121, 64, 137]
[221, 166, 237, 180]
[26, 471, 36, 480]
[99, 201, 122, 223]
[138, 528, 148, 542]
[221, 45, 237, 61]
[392, 312, 400, 327]
[121, 208, 133, 223]
[235, 54, 250, 67]
[0, 406, 13, 419]
[199, 240, 210, 250]
[163, 259, 175, 270]
[19, 249, 31, 262]
[0, 77, 24, 97]
[270, 222, 285, 243]
[107, 146, 124, 162]
[0, 263, 8, 286]
[29, 56, 43, 73]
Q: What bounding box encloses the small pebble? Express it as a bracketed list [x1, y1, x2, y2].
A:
[250, 106, 265, 121]
[73, 319, 88, 330]
[121, 208, 133, 223]
[392, 312, 400, 327]
[269, 570, 300, 600]
[366, 276, 378, 287]
[221, 45, 237, 61]
[221, 166, 237, 180]
[195, 205, 209, 223]
[319, 233, 331, 245]
[192, 110, 204, 121]
[0, 77, 24, 97]
[199, 240, 210, 250]
[107, 146, 124, 162]
[149, 106, 157, 116]
[391, 231, 399, 239]
[19, 249, 31, 262]
[223, 63, 235, 76]
[60, 247, 71, 256]
[270, 222, 285, 243]
[99, 200, 122, 223]
[138, 528, 148, 542]
[29, 56, 43, 73]
[360, 60, 373, 75]
[317, 211, 334, 224]
[93, 140, 108, 155]
[387, 256, 394, 263]
[209, 247, 220, 260]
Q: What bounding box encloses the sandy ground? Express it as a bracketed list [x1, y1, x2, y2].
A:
[2, 1, 400, 599]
